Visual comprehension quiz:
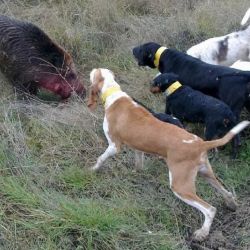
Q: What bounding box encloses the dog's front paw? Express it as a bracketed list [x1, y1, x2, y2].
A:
[89, 164, 100, 172]
[193, 228, 209, 241]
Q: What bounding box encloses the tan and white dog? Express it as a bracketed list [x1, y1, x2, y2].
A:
[87, 68, 250, 241]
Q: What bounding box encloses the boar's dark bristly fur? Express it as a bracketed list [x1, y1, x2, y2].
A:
[0, 15, 86, 99]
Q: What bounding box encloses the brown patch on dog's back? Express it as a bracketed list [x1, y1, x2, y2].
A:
[217, 37, 229, 62]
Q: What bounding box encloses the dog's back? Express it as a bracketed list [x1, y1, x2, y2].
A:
[187, 32, 250, 66]
[161, 49, 250, 106]
[168, 86, 236, 121]
[106, 96, 203, 156]
[164, 49, 242, 85]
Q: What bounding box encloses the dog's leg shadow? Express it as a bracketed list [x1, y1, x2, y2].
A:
[134, 150, 145, 170]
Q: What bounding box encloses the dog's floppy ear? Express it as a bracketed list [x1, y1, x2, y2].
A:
[88, 68, 104, 111]
[87, 84, 99, 111]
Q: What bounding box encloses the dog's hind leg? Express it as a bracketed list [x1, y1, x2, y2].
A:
[168, 165, 216, 241]
[198, 159, 237, 211]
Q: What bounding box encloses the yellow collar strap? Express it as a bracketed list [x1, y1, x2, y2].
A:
[154, 46, 167, 68]
[165, 81, 182, 96]
[101, 86, 121, 105]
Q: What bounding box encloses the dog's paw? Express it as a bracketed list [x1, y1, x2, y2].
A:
[89, 164, 100, 172]
[193, 228, 209, 241]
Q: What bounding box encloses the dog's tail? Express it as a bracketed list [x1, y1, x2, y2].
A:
[201, 121, 250, 151]
[241, 8, 250, 26]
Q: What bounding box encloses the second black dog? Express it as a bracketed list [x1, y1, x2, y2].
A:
[151, 73, 238, 157]
[132, 98, 183, 128]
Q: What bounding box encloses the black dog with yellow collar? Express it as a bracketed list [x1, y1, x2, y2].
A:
[153, 73, 239, 157]
[132, 42, 250, 123]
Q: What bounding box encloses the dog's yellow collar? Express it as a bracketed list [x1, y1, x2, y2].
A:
[101, 86, 121, 105]
[165, 81, 182, 96]
[154, 46, 167, 68]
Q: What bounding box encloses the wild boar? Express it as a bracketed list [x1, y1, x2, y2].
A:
[0, 15, 86, 99]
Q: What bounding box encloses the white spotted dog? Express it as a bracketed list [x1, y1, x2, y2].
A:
[187, 8, 250, 66]
[87, 68, 250, 241]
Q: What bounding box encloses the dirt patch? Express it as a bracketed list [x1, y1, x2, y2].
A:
[189, 194, 250, 250]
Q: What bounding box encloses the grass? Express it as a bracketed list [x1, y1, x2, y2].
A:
[0, 0, 250, 249]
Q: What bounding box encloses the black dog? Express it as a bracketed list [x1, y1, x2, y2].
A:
[151, 73, 238, 156]
[132, 42, 250, 121]
[132, 98, 183, 128]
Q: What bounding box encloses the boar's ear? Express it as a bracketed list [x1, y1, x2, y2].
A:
[87, 84, 99, 111]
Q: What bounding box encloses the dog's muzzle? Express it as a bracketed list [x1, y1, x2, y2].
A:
[150, 81, 161, 93]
